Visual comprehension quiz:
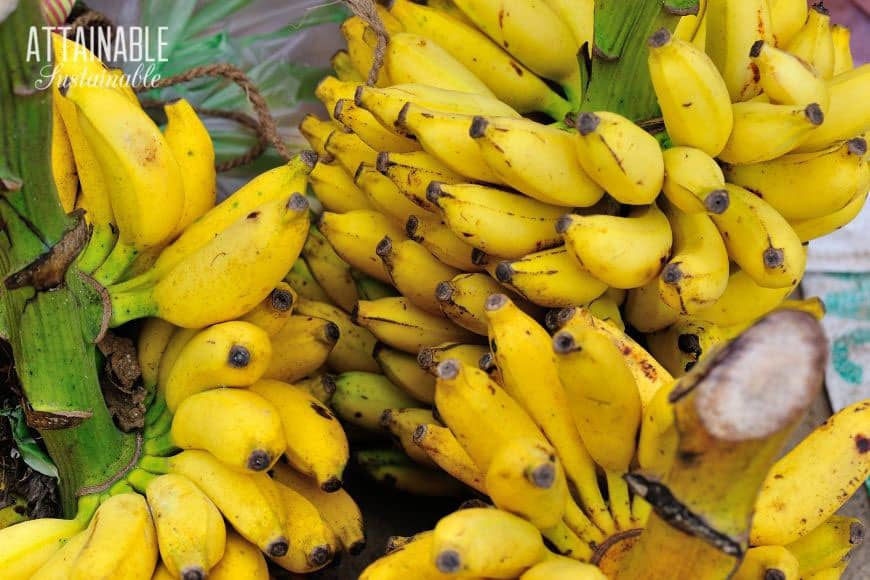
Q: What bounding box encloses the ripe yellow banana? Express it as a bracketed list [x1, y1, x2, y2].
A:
[786, 3, 835, 79]
[341, 16, 391, 87]
[705, 0, 773, 101]
[831, 25, 853, 75]
[386, 0, 571, 118]
[163, 98, 216, 237]
[378, 236, 460, 315]
[791, 192, 867, 243]
[750, 41, 829, 111]
[492, 247, 607, 308]
[718, 101, 825, 164]
[161, 320, 272, 411]
[662, 146, 728, 214]
[413, 423, 486, 493]
[469, 116, 604, 207]
[709, 184, 806, 289]
[646, 318, 725, 377]
[381, 408, 439, 467]
[209, 531, 269, 580]
[331, 48, 364, 82]
[239, 282, 297, 337]
[332, 371, 419, 431]
[694, 267, 798, 326]
[557, 205, 672, 289]
[355, 162, 436, 225]
[573, 111, 664, 205]
[263, 314, 339, 383]
[324, 128, 378, 176]
[144, 474, 226, 580]
[50, 100, 78, 214]
[726, 137, 869, 221]
[302, 226, 359, 313]
[659, 200, 729, 313]
[318, 210, 405, 283]
[406, 213, 485, 271]
[520, 557, 608, 580]
[417, 342, 490, 375]
[359, 531, 450, 580]
[769, 0, 807, 47]
[624, 278, 680, 333]
[485, 295, 613, 534]
[545, 0, 594, 50]
[30, 525, 92, 580]
[356, 448, 468, 496]
[784, 514, 865, 576]
[587, 291, 627, 331]
[374, 344, 436, 403]
[286, 258, 331, 303]
[792, 64, 870, 152]
[437, 273, 518, 335]
[299, 114, 337, 157]
[752, 399, 870, 546]
[137, 317, 176, 402]
[333, 98, 421, 153]
[427, 181, 563, 258]
[732, 545, 799, 580]
[267, 480, 338, 573]
[170, 388, 285, 472]
[309, 155, 375, 213]
[432, 507, 547, 577]
[375, 150, 463, 213]
[647, 28, 733, 156]
[294, 298, 381, 373]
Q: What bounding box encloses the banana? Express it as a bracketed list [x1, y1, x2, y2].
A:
[417, 342, 490, 375]
[725, 137, 869, 221]
[356, 449, 468, 496]
[750, 41, 829, 111]
[170, 388, 285, 472]
[310, 155, 376, 214]
[557, 205, 672, 289]
[386, 0, 571, 118]
[624, 278, 680, 333]
[647, 318, 725, 377]
[484, 295, 613, 533]
[294, 298, 381, 373]
[396, 104, 504, 183]
[381, 408, 439, 467]
[163, 98, 216, 237]
[752, 399, 870, 546]
[718, 101, 825, 164]
[520, 557, 608, 580]
[709, 184, 806, 289]
[784, 515, 865, 576]
[658, 200, 730, 313]
[694, 267, 798, 325]
[450, 0, 581, 102]
[436, 273, 520, 336]
[30, 526, 92, 580]
[635, 377, 679, 478]
[299, 114, 337, 157]
[302, 225, 359, 312]
[238, 282, 297, 337]
[138, 318, 176, 401]
[374, 344, 437, 403]
[251, 379, 349, 491]
[586, 292, 627, 331]
[647, 28, 733, 156]
[378, 236, 460, 315]
[406, 213, 486, 272]
[786, 3, 835, 79]
[324, 128, 379, 176]
[0, 496, 97, 579]
[355, 162, 436, 225]
[431, 508, 547, 577]
[376, 150, 464, 212]
[791, 192, 868, 243]
[492, 247, 607, 309]
[333, 98, 420, 153]
[286, 258, 332, 303]
[148, 451, 289, 557]
[427, 181, 563, 258]
[359, 531, 454, 580]
[705, 0, 772, 101]
[545, 0, 594, 50]
[209, 531, 269, 580]
[318, 210, 405, 283]
[793, 64, 870, 152]
[69, 493, 158, 580]
[355, 270, 400, 300]
[161, 321, 272, 412]
[573, 112, 664, 204]
[732, 545, 800, 580]
[316, 74, 377, 120]
[264, 314, 339, 383]
[354, 297, 479, 354]
[332, 371, 419, 431]
[50, 100, 78, 214]
[413, 423, 486, 493]
[341, 16, 391, 87]
[294, 373, 338, 404]
[144, 474, 226, 580]
[769, 0, 807, 47]
[831, 25, 853, 76]
[552, 326, 641, 530]
[268, 480, 338, 573]
[469, 116, 604, 207]
[331, 49, 364, 82]
[662, 146, 727, 214]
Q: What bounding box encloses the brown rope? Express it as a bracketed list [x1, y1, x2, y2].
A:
[345, 0, 389, 86]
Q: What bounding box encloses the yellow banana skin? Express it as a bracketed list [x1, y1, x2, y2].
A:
[377, 236, 460, 315]
[163, 98, 216, 237]
[331, 49, 364, 82]
[662, 146, 727, 214]
[376, 150, 464, 213]
[30, 526, 92, 580]
[144, 474, 226, 580]
[268, 480, 338, 574]
[732, 545, 800, 580]
[831, 25, 853, 76]
[332, 371, 419, 431]
[545, 0, 594, 50]
[137, 317, 176, 398]
[557, 205, 672, 289]
[239, 282, 297, 337]
[272, 462, 366, 555]
[263, 314, 339, 383]
[659, 200, 729, 314]
[341, 16, 391, 87]
[431, 507, 547, 578]
[427, 181, 563, 258]
[209, 531, 269, 580]
[791, 192, 868, 243]
[646, 318, 725, 377]
[705, 0, 772, 101]
[752, 399, 870, 546]
[520, 557, 608, 580]
[786, 4, 834, 79]
[294, 299, 381, 373]
[470, 116, 604, 207]
[309, 156, 375, 213]
[792, 64, 870, 152]
[50, 100, 78, 213]
[161, 320, 272, 412]
[624, 278, 680, 333]
[413, 423, 487, 493]
[171, 388, 286, 472]
[360, 531, 460, 580]
[709, 184, 806, 289]
[484, 295, 613, 534]
[386, 0, 570, 118]
[406, 213, 485, 272]
[356, 448, 468, 497]
[436, 273, 515, 336]
[573, 111, 664, 205]
[333, 98, 420, 153]
[324, 128, 378, 176]
[318, 210, 405, 283]
[299, 114, 337, 157]
[784, 515, 865, 576]
[418, 342, 490, 377]
[726, 137, 869, 221]
[302, 225, 359, 313]
[381, 408, 439, 467]
[647, 29, 732, 156]
[750, 41, 829, 112]
[354, 297, 479, 355]
[694, 267, 798, 326]
[769, 0, 807, 47]
[492, 246, 607, 308]
[251, 379, 350, 492]
[374, 344, 436, 403]
[718, 101, 825, 164]
[355, 163, 436, 225]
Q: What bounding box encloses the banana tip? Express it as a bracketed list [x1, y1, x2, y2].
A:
[528, 463, 556, 489]
[405, 215, 421, 240]
[545, 307, 574, 332]
[704, 189, 730, 214]
[435, 549, 462, 574]
[749, 40, 764, 58]
[228, 345, 252, 368]
[59, 76, 71, 96]
[471, 248, 489, 266]
[850, 521, 866, 544]
[494, 261, 513, 283]
[269, 288, 294, 312]
[300, 149, 318, 169]
[353, 84, 365, 107]
[648, 28, 671, 48]
[763, 569, 787, 580]
[762, 247, 785, 269]
[478, 352, 495, 372]
[247, 450, 272, 471]
[379, 408, 393, 428]
[417, 347, 435, 369]
[576, 112, 600, 136]
[436, 359, 460, 380]
[288, 192, 309, 212]
[435, 281, 455, 302]
[661, 263, 683, 285]
[469, 116, 489, 139]
[484, 293, 509, 312]
[811, 1, 830, 16]
[426, 182, 444, 204]
[376, 236, 393, 259]
[412, 423, 428, 443]
[321, 476, 343, 493]
[847, 137, 867, 156]
[804, 103, 824, 126]
[376, 151, 391, 174]
[677, 333, 702, 356]
[555, 215, 574, 234]
[325, 322, 341, 343]
[552, 330, 576, 354]
[268, 537, 290, 557]
[396, 102, 411, 128]
[181, 567, 205, 580]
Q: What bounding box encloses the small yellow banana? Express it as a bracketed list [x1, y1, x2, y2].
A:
[417, 342, 490, 376]
[318, 210, 405, 283]
[375, 150, 463, 213]
[267, 481, 339, 574]
[831, 25, 853, 76]
[732, 545, 800, 580]
[263, 314, 339, 383]
[662, 146, 728, 214]
[238, 282, 297, 337]
[784, 514, 865, 576]
[331, 371, 419, 431]
[323, 128, 378, 176]
[309, 155, 375, 213]
[302, 225, 359, 313]
[333, 98, 420, 153]
[694, 267, 798, 326]
[436, 273, 516, 336]
[355, 162, 435, 225]
[50, 100, 78, 214]
[718, 101, 825, 164]
[769, 0, 807, 47]
[786, 3, 835, 79]
[792, 64, 870, 152]
[359, 531, 447, 579]
[406, 213, 486, 272]
[791, 192, 867, 243]
[294, 298, 381, 373]
[624, 278, 680, 333]
[209, 531, 269, 580]
[413, 423, 486, 493]
[373, 344, 436, 403]
[377, 236, 460, 315]
[331, 48, 364, 82]
[750, 41, 829, 111]
[705, 0, 773, 101]
[380, 407, 439, 467]
[299, 114, 337, 156]
[341, 16, 391, 87]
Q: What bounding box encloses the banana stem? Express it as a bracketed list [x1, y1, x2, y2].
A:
[76, 222, 117, 273]
[138, 455, 171, 474]
[143, 430, 177, 457]
[144, 405, 173, 441]
[144, 396, 167, 426]
[108, 285, 158, 327]
[126, 468, 158, 493]
[92, 239, 138, 286]
[108, 267, 161, 294]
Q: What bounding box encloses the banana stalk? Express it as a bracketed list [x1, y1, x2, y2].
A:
[0, 1, 137, 514]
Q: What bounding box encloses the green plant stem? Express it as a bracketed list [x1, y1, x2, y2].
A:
[108, 285, 158, 327]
